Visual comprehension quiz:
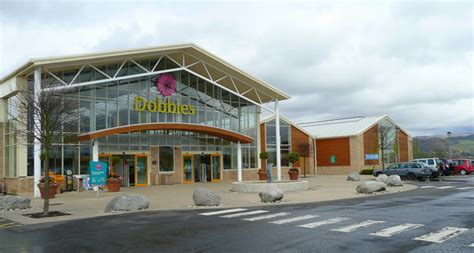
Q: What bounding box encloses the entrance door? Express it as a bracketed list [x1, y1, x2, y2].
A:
[183, 154, 221, 183]
[135, 155, 148, 186]
[211, 154, 221, 182]
[183, 155, 194, 184]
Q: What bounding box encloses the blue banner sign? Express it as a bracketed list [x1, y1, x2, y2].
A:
[365, 154, 379, 160]
[89, 161, 108, 186]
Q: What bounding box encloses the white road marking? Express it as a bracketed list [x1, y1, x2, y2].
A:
[457, 187, 474, 190]
[468, 243, 474, 247]
[299, 217, 349, 229]
[270, 215, 319, 225]
[243, 212, 290, 221]
[413, 227, 468, 243]
[370, 223, 424, 237]
[199, 208, 247, 216]
[332, 220, 385, 233]
[436, 186, 455, 189]
[220, 210, 269, 218]
[420, 186, 435, 189]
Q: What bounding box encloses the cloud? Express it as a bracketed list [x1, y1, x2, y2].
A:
[0, 0, 472, 136]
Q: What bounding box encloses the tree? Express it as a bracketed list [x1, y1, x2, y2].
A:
[413, 138, 421, 158]
[378, 125, 395, 170]
[9, 88, 78, 216]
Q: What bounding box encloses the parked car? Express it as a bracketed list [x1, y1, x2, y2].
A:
[451, 159, 474, 175]
[438, 159, 453, 176]
[373, 162, 432, 181]
[411, 158, 440, 177]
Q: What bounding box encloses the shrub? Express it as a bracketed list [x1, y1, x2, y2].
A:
[259, 152, 268, 160]
[288, 152, 300, 165]
[360, 169, 374, 175]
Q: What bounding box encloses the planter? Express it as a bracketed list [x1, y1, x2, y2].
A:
[38, 183, 58, 199]
[106, 179, 121, 192]
[288, 170, 300, 181]
[258, 171, 268, 181]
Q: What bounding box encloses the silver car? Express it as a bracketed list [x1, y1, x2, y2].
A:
[373, 162, 432, 180]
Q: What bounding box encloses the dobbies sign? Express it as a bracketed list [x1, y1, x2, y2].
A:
[134, 73, 196, 115]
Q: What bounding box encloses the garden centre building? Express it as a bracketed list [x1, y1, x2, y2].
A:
[0, 43, 414, 196]
[0, 43, 290, 196]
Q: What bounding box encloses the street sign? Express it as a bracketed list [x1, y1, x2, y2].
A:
[89, 161, 108, 186]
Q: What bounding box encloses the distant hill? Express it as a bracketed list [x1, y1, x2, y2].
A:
[413, 134, 474, 159]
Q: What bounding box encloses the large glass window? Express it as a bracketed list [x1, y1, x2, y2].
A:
[265, 119, 291, 167]
[15, 58, 261, 177]
[159, 146, 174, 172]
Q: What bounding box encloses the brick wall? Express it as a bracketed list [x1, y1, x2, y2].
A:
[4, 177, 34, 195]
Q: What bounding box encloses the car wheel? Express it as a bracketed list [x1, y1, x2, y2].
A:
[417, 176, 425, 181]
[460, 169, 467, 175]
[407, 173, 416, 181]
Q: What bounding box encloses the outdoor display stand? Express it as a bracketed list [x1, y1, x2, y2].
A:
[89, 161, 108, 199]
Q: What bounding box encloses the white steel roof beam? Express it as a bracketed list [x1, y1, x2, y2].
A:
[69, 65, 86, 85]
[44, 69, 68, 86]
[129, 59, 150, 73]
[151, 55, 164, 72]
[113, 60, 128, 78]
[88, 63, 112, 79]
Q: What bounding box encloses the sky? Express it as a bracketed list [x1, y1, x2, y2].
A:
[1, 0, 473, 137]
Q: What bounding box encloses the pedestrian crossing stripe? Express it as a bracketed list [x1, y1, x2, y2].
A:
[220, 210, 268, 218]
[199, 208, 247, 216]
[243, 212, 290, 221]
[469, 243, 474, 247]
[270, 215, 319, 224]
[332, 220, 385, 233]
[298, 217, 350, 229]
[370, 223, 424, 237]
[457, 187, 474, 190]
[436, 186, 455, 189]
[414, 227, 468, 243]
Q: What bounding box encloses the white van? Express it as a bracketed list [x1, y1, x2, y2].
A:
[411, 158, 440, 176]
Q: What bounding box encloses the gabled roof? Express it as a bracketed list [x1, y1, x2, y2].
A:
[0, 43, 289, 103]
[260, 114, 314, 138]
[298, 115, 411, 139]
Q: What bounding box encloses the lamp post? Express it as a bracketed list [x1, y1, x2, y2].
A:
[447, 131, 452, 159]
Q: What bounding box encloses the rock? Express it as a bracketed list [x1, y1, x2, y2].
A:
[387, 175, 403, 187]
[105, 194, 150, 212]
[375, 174, 389, 184]
[356, 181, 387, 194]
[259, 187, 284, 203]
[347, 172, 361, 181]
[193, 188, 220, 206]
[0, 196, 31, 211]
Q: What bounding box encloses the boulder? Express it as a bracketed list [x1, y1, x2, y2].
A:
[193, 188, 220, 206]
[387, 175, 403, 187]
[105, 194, 150, 212]
[0, 196, 31, 211]
[356, 181, 387, 194]
[375, 174, 389, 184]
[259, 187, 284, 203]
[347, 172, 361, 181]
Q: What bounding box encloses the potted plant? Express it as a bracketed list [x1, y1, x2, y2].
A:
[258, 152, 269, 180]
[288, 152, 300, 180]
[106, 173, 121, 192]
[38, 176, 58, 199]
[106, 156, 122, 192]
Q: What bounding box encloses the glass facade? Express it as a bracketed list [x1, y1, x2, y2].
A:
[265, 119, 291, 167]
[4, 55, 259, 177]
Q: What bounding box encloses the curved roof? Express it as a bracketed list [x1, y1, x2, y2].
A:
[0, 43, 289, 104]
[77, 123, 253, 144]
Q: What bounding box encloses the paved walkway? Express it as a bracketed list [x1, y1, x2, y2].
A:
[0, 175, 416, 225]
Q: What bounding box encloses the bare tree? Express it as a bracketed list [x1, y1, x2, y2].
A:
[9, 88, 78, 216]
[378, 125, 395, 170]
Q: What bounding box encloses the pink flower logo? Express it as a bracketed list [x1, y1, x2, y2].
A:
[156, 74, 176, 97]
